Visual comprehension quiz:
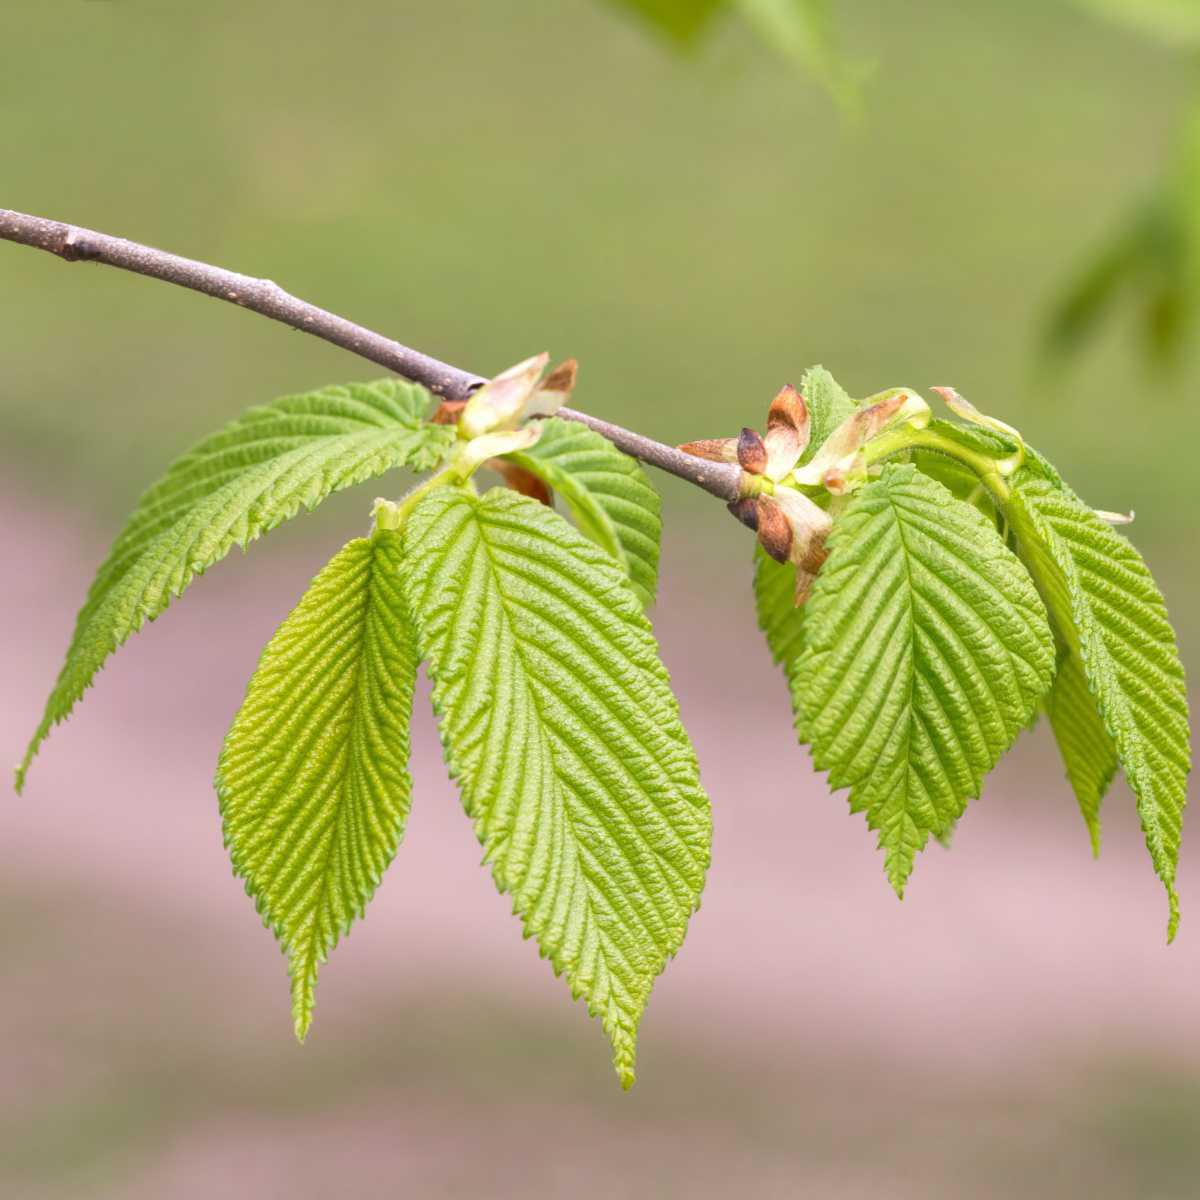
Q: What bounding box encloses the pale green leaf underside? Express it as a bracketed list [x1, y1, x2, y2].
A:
[403, 487, 710, 1088]
[1011, 467, 1190, 938]
[508, 417, 662, 609]
[17, 379, 450, 790]
[216, 532, 416, 1039]
[795, 464, 1055, 894]
[754, 545, 806, 670]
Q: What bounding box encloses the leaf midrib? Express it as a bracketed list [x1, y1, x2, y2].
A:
[470, 513, 680, 978]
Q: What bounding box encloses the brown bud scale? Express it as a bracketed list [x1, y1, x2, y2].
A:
[680, 437, 739, 463]
[737, 427, 768, 475]
[755, 496, 794, 563]
[727, 496, 759, 531]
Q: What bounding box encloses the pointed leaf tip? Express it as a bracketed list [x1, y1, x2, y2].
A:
[403, 487, 709, 1087]
[219, 532, 418, 1045]
[1009, 461, 1188, 947]
[22, 378, 447, 789]
[796, 465, 1055, 894]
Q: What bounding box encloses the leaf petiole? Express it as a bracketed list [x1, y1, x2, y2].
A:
[862, 424, 1012, 504]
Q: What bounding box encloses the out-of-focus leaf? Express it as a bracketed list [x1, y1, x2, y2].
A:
[1069, 0, 1200, 49]
[733, 0, 867, 111]
[602, 0, 727, 45]
[601, 0, 864, 107]
[1043, 199, 1183, 364]
[1045, 98, 1200, 369]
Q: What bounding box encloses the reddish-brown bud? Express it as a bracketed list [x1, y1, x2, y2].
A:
[541, 358, 578, 397]
[755, 496, 794, 563]
[737, 427, 768, 475]
[767, 384, 810, 438]
[763, 384, 810, 482]
[726, 496, 759, 530]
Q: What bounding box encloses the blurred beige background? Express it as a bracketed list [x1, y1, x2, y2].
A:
[3, 2, 1199, 1197]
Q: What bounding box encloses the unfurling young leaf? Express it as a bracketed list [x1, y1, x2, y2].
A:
[797, 363, 856, 463]
[793, 464, 1056, 894]
[1008, 458, 1191, 939]
[402, 487, 710, 1088]
[217, 531, 417, 1039]
[505, 416, 662, 609]
[17, 379, 451, 791]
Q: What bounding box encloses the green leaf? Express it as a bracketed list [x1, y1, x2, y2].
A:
[754, 544, 806, 670]
[1043, 198, 1189, 368]
[602, 0, 726, 45]
[1044, 649, 1119, 856]
[798, 364, 857, 464]
[732, 0, 866, 110]
[216, 531, 416, 1040]
[794, 464, 1055, 894]
[507, 417, 662, 608]
[17, 379, 450, 791]
[1008, 463, 1190, 938]
[403, 487, 710, 1088]
[1069, 0, 1200, 49]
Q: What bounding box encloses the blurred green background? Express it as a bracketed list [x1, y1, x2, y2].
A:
[3, 2, 1199, 1197]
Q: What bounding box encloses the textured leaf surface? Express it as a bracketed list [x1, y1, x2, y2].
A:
[754, 545, 806, 670]
[1044, 649, 1119, 855]
[18, 379, 449, 789]
[798, 364, 856, 464]
[794, 464, 1055, 893]
[508, 417, 662, 608]
[403, 487, 710, 1087]
[217, 532, 416, 1038]
[1010, 465, 1190, 937]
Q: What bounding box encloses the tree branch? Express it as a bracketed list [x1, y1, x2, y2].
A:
[0, 208, 743, 502]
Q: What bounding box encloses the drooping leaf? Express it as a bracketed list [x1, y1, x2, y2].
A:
[402, 487, 710, 1088]
[1008, 461, 1190, 938]
[1044, 648, 1119, 856]
[506, 416, 662, 608]
[794, 464, 1055, 894]
[17, 380, 450, 790]
[754, 544, 806, 670]
[216, 532, 417, 1039]
[798, 364, 857, 464]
